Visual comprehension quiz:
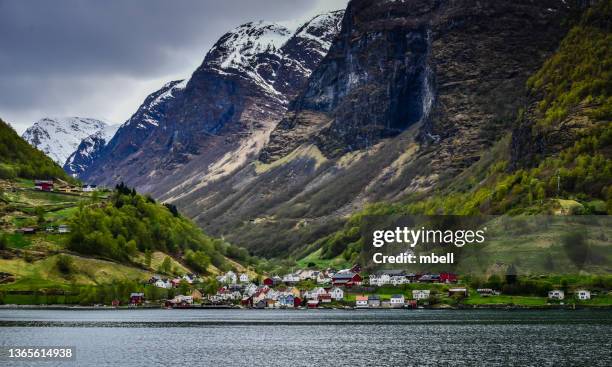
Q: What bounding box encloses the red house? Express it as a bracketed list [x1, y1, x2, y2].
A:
[440, 272, 458, 283]
[332, 272, 362, 287]
[263, 278, 273, 287]
[34, 180, 54, 192]
[241, 296, 253, 308]
[293, 297, 302, 308]
[318, 294, 332, 303]
[129, 292, 145, 305]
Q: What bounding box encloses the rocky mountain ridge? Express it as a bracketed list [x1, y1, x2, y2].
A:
[80, 11, 345, 194]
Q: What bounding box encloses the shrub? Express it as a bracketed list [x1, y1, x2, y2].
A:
[56, 255, 74, 274]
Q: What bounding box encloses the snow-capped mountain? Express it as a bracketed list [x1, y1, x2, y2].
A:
[63, 124, 119, 177]
[123, 79, 187, 131]
[80, 10, 345, 190]
[22, 117, 111, 165]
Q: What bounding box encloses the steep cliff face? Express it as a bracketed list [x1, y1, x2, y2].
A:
[262, 0, 571, 171]
[81, 11, 344, 191]
[164, 0, 573, 257]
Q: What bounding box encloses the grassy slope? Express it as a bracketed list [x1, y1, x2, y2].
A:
[0, 254, 151, 291]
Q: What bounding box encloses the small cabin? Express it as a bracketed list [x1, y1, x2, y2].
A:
[307, 299, 319, 309]
[390, 294, 405, 308]
[34, 180, 54, 191]
[548, 290, 565, 300]
[448, 288, 469, 297]
[129, 292, 145, 305]
[18, 227, 36, 235]
[355, 295, 368, 308]
[368, 295, 381, 308]
[576, 290, 590, 300]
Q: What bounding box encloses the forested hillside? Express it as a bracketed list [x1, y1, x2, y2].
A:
[0, 118, 73, 181]
[67, 183, 250, 273]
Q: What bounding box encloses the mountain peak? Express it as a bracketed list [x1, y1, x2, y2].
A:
[22, 117, 110, 165]
[206, 21, 292, 71]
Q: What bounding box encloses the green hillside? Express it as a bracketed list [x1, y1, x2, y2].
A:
[0, 177, 258, 304]
[0, 118, 73, 181]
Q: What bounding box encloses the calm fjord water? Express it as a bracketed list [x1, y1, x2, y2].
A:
[0, 309, 611, 366]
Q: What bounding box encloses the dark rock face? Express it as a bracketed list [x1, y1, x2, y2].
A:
[81, 12, 344, 189]
[261, 0, 570, 172]
[79, 80, 185, 182]
[63, 125, 118, 177]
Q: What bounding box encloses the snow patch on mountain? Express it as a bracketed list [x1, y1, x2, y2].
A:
[292, 11, 343, 55]
[126, 79, 187, 130]
[205, 11, 344, 101]
[212, 21, 292, 71]
[22, 117, 110, 165]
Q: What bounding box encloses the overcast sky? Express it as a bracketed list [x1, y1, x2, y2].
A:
[0, 0, 348, 134]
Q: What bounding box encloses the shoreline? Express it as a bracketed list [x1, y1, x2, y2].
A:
[1, 304, 611, 311]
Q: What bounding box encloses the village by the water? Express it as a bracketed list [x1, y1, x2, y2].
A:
[124, 265, 588, 310]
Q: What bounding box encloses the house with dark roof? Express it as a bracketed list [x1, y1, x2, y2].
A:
[390, 294, 405, 308]
[368, 295, 381, 308]
[369, 269, 412, 286]
[418, 273, 441, 283]
[332, 272, 362, 287]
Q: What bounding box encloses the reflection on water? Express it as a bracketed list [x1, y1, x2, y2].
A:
[0, 309, 611, 366]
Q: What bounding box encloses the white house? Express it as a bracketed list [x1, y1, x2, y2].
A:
[390, 275, 409, 286]
[267, 289, 280, 301]
[316, 273, 331, 284]
[282, 274, 300, 284]
[306, 287, 328, 300]
[239, 273, 249, 283]
[154, 279, 171, 289]
[82, 184, 98, 192]
[548, 290, 565, 300]
[226, 271, 237, 284]
[329, 287, 344, 301]
[576, 290, 591, 300]
[390, 294, 405, 308]
[412, 290, 430, 300]
[369, 270, 408, 286]
[355, 295, 368, 308]
[297, 269, 317, 280]
[244, 283, 258, 296]
[58, 224, 70, 234]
